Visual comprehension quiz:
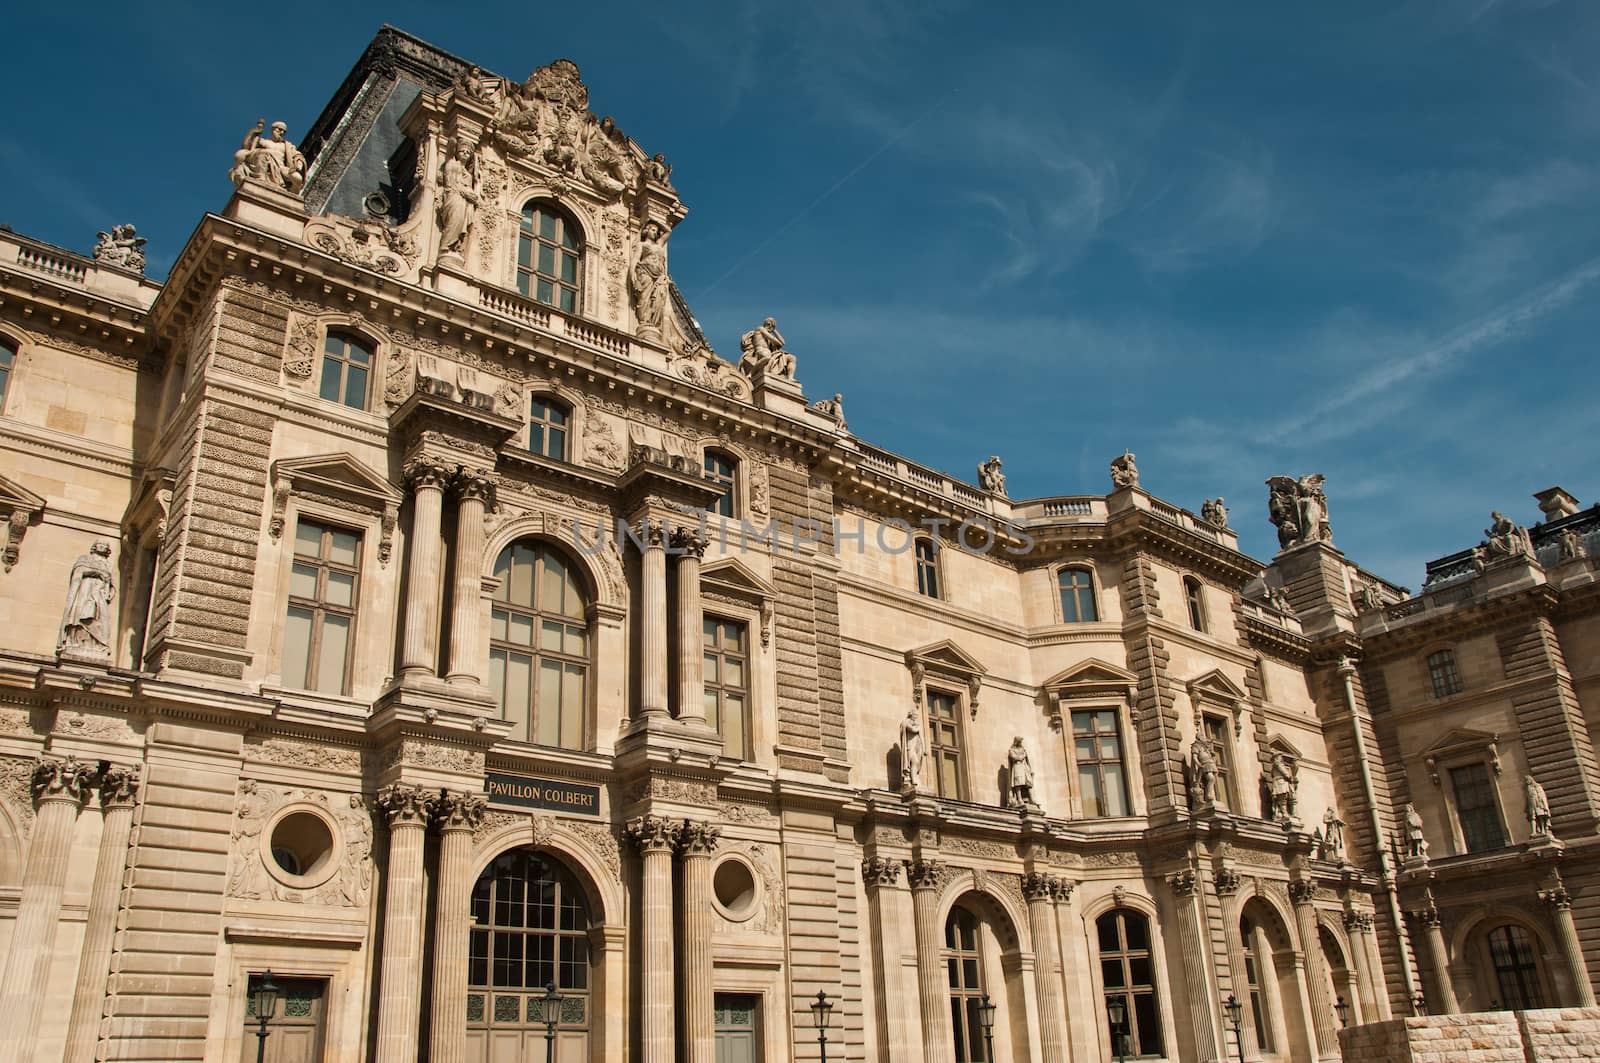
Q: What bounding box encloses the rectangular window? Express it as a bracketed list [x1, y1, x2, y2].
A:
[0, 341, 14, 409]
[1058, 567, 1098, 622]
[703, 616, 750, 759]
[1451, 762, 1507, 852]
[1072, 709, 1129, 817]
[927, 691, 965, 800]
[318, 334, 370, 411]
[1427, 649, 1462, 699]
[1203, 715, 1233, 811]
[284, 519, 360, 694]
[916, 539, 940, 599]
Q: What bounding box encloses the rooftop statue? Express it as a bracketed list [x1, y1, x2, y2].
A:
[738, 318, 797, 382]
[1266, 473, 1332, 550]
[630, 221, 668, 342]
[1484, 510, 1533, 560]
[1109, 450, 1139, 489]
[93, 224, 147, 274]
[229, 120, 306, 194]
[812, 393, 847, 430]
[979, 456, 1007, 497]
[1200, 497, 1229, 529]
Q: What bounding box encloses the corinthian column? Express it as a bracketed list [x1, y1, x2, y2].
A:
[907, 858, 951, 1063]
[0, 757, 94, 1059]
[1023, 873, 1069, 1063]
[446, 474, 493, 687]
[1342, 909, 1381, 1022]
[680, 821, 720, 1063]
[401, 464, 450, 677]
[1289, 879, 1338, 1059]
[672, 527, 708, 724]
[64, 764, 141, 1063]
[430, 791, 487, 1063]
[1541, 875, 1597, 1007]
[1167, 871, 1221, 1061]
[375, 785, 438, 1063]
[626, 816, 680, 1062]
[1412, 893, 1458, 1014]
[637, 520, 668, 717]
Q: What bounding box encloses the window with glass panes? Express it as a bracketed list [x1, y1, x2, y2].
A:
[1450, 762, 1506, 852]
[1203, 714, 1234, 810]
[1427, 649, 1462, 698]
[283, 520, 360, 695]
[490, 542, 588, 749]
[703, 617, 750, 759]
[528, 396, 569, 460]
[1058, 566, 1098, 622]
[0, 337, 15, 409]
[469, 849, 591, 1037]
[517, 205, 581, 312]
[1097, 908, 1164, 1058]
[1072, 709, 1129, 817]
[916, 538, 940, 598]
[704, 451, 737, 517]
[1487, 925, 1544, 1010]
[946, 907, 990, 1062]
[319, 333, 370, 410]
[1184, 576, 1207, 632]
[927, 690, 966, 800]
[1241, 916, 1275, 1052]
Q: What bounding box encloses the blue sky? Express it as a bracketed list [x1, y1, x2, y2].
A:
[4, 1, 1597, 585]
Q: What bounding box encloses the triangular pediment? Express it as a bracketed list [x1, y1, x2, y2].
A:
[1420, 727, 1500, 759]
[905, 639, 987, 679]
[1186, 668, 1247, 705]
[1041, 658, 1138, 692]
[273, 453, 403, 505]
[1266, 734, 1305, 760]
[700, 557, 775, 600]
[0, 473, 46, 514]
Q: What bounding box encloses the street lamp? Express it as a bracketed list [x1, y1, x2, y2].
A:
[1223, 993, 1244, 1063]
[1335, 995, 1351, 1028]
[810, 990, 834, 1063]
[540, 981, 562, 1063]
[1413, 991, 1428, 1017]
[251, 970, 280, 1063]
[977, 993, 997, 1061]
[1106, 994, 1128, 1063]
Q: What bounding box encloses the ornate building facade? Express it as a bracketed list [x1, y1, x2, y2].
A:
[0, 25, 1596, 1063]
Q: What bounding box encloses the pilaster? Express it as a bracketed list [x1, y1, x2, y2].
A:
[679, 820, 720, 1063]
[625, 815, 680, 1063]
[429, 790, 487, 1063]
[906, 858, 950, 1063]
[375, 784, 438, 1063]
[64, 764, 141, 1063]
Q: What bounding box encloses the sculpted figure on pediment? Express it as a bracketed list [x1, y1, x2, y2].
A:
[583, 116, 636, 200]
[1266, 473, 1332, 549]
[230, 120, 305, 194]
[93, 224, 147, 274]
[454, 65, 500, 105]
[647, 152, 673, 187]
[738, 318, 796, 382]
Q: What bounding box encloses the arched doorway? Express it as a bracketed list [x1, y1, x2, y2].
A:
[942, 891, 1029, 1062]
[1235, 899, 1309, 1062]
[467, 847, 592, 1061]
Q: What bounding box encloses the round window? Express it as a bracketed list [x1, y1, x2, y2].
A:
[712, 857, 758, 921]
[269, 811, 335, 880]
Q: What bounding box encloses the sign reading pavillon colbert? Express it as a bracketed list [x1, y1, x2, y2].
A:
[484, 770, 602, 816]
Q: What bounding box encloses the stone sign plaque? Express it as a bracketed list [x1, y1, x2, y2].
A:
[484, 771, 602, 816]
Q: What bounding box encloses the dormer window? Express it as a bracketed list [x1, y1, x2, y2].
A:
[528, 396, 569, 461]
[518, 203, 581, 313]
[320, 332, 371, 411]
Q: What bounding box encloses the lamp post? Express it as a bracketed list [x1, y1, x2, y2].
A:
[540, 981, 562, 1063]
[977, 993, 997, 1061]
[1335, 995, 1350, 1028]
[1106, 994, 1128, 1063]
[1223, 993, 1244, 1063]
[252, 970, 280, 1063]
[810, 990, 834, 1062]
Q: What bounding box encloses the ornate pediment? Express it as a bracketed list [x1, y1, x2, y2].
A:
[905, 640, 988, 718]
[1185, 668, 1247, 705]
[270, 454, 404, 560]
[701, 557, 777, 647]
[1040, 658, 1137, 730]
[1419, 728, 1501, 786]
[0, 474, 46, 572]
[1265, 734, 1304, 761]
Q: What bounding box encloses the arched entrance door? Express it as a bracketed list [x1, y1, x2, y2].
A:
[467, 847, 592, 1061]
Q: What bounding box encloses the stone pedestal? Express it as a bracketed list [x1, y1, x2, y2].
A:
[375, 786, 437, 1063]
[430, 792, 486, 1063]
[63, 765, 140, 1063]
[401, 466, 449, 677]
[680, 821, 719, 1063]
[627, 817, 680, 1062]
[445, 477, 491, 687]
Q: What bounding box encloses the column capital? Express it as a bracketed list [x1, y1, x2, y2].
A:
[1409, 894, 1442, 929]
[453, 469, 496, 505]
[435, 790, 487, 833]
[1288, 878, 1319, 906]
[1051, 877, 1076, 903]
[1214, 867, 1242, 896]
[1539, 875, 1573, 911]
[678, 819, 720, 855]
[1022, 871, 1057, 902]
[669, 525, 708, 558]
[862, 856, 902, 888]
[624, 814, 681, 854]
[636, 518, 666, 548]
[1167, 869, 1199, 897]
[404, 460, 453, 491]
[378, 784, 438, 828]
[904, 858, 944, 891]
[32, 756, 94, 807]
[98, 763, 141, 808]
[1344, 909, 1375, 932]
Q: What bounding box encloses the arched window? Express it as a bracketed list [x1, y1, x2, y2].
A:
[1058, 566, 1098, 622]
[946, 906, 989, 1062]
[319, 331, 371, 410]
[490, 542, 589, 748]
[518, 203, 582, 312]
[1184, 576, 1207, 632]
[915, 538, 940, 599]
[469, 848, 591, 1050]
[0, 335, 16, 410]
[704, 450, 737, 518]
[1240, 915, 1275, 1053]
[529, 395, 570, 461]
[1097, 908, 1164, 1058]
[1486, 925, 1545, 1009]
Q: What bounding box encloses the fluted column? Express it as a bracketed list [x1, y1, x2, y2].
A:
[0, 756, 94, 1059]
[638, 520, 669, 716]
[1541, 876, 1597, 1007]
[1022, 873, 1069, 1063]
[375, 785, 438, 1063]
[907, 859, 951, 1063]
[64, 764, 141, 1063]
[1216, 872, 1257, 1059]
[680, 821, 720, 1063]
[446, 474, 493, 686]
[1289, 880, 1338, 1059]
[1343, 910, 1380, 1023]
[1166, 871, 1221, 1061]
[672, 528, 708, 723]
[401, 464, 450, 676]
[1412, 893, 1458, 1014]
[626, 816, 680, 1062]
[430, 791, 487, 1063]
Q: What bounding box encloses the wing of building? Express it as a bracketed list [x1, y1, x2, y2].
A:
[1, 23, 1598, 1063]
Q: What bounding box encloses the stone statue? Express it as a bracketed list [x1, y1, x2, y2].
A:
[811, 393, 846, 430]
[1201, 497, 1229, 529]
[1189, 737, 1218, 808]
[58, 539, 115, 660]
[1404, 803, 1428, 859]
[629, 220, 668, 342]
[1485, 511, 1533, 560]
[738, 318, 796, 381]
[979, 456, 1007, 497]
[582, 115, 635, 199]
[435, 140, 480, 260]
[1525, 775, 1552, 836]
[1266, 473, 1332, 549]
[1321, 807, 1346, 861]
[93, 224, 147, 274]
[1558, 527, 1588, 561]
[229, 120, 306, 194]
[647, 153, 674, 187]
[1109, 450, 1140, 489]
[1354, 578, 1384, 612]
[454, 65, 499, 104]
[899, 706, 926, 792]
[1263, 584, 1295, 616]
[1269, 752, 1298, 822]
[1006, 736, 1034, 808]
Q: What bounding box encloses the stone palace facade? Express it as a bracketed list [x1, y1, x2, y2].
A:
[1, 25, 1598, 1063]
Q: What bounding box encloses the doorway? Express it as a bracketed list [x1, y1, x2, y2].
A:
[714, 993, 762, 1063]
[241, 975, 327, 1063]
